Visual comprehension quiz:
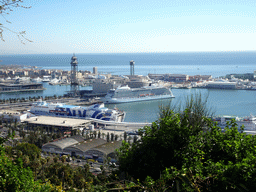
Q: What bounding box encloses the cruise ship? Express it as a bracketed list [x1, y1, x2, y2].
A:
[29, 100, 125, 122]
[101, 84, 175, 104]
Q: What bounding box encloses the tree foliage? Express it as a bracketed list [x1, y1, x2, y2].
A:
[117, 94, 256, 191]
[0, 132, 54, 191]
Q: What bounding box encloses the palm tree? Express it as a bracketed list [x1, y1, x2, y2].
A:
[53, 156, 58, 163]
[61, 156, 66, 163]
[102, 133, 106, 140]
[128, 136, 132, 144]
[31, 158, 41, 180]
[107, 132, 110, 142]
[124, 132, 127, 142]
[67, 154, 71, 164]
[40, 158, 47, 181]
[0, 114, 3, 125]
[14, 118, 18, 130]
[46, 156, 50, 165]
[115, 134, 118, 141]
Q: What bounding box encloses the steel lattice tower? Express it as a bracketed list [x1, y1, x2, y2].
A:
[70, 54, 79, 95]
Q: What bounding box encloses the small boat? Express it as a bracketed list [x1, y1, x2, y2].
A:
[42, 76, 51, 82]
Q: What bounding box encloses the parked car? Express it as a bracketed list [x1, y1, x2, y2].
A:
[97, 157, 103, 163]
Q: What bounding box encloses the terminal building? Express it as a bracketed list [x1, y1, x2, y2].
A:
[148, 73, 189, 82]
[164, 74, 189, 82]
[24, 116, 92, 132]
[0, 82, 44, 93]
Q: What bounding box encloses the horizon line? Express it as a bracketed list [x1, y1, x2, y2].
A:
[1, 50, 256, 55]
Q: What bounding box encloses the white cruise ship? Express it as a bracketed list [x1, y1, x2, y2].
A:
[101, 84, 175, 104]
[29, 100, 125, 122]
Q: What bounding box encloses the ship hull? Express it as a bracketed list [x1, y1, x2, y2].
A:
[103, 94, 175, 104]
[29, 101, 125, 122]
[102, 85, 175, 104]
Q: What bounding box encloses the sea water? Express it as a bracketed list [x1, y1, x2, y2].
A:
[0, 52, 256, 122]
[2, 52, 256, 77]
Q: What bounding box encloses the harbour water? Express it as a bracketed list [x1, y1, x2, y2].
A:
[106, 88, 256, 123]
[0, 52, 256, 123]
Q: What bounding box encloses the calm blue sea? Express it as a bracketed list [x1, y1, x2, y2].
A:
[0, 52, 256, 122]
[1, 52, 256, 77]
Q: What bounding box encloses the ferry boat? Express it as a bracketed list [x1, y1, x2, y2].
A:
[29, 100, 125, 122]
[42, 76, 51, 82]
[101, 84, 175, 104]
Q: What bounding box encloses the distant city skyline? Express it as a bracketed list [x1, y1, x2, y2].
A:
[1, 0, 256, 54]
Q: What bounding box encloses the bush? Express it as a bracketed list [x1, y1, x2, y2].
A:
[117, 94, 256, 191]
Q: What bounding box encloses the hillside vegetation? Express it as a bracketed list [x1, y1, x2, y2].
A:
[1, 94, 256, 191]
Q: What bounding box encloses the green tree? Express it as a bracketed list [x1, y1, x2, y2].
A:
[14, 142, 41, 161]
[0, 130, 51, 191]
[53, 156, 58, 163]
[46, 156, 50, 165]
[61, 156, 66, 163]
[111, 133, 114, 141]
[115, 134, 118, 141]
[116, 94, 256, 191]
[107, 132, 110, 142]
[123, 131, 127, 142]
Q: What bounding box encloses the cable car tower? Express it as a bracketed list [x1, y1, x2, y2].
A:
[130, 60, 135, 76]
[70, 54, 79, 96]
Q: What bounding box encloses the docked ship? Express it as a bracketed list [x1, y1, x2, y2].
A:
[212, 115, 256, 131]
[29, 100, 125, 122]
[101, 84, 175, 104]
[206, 79, 237, 89]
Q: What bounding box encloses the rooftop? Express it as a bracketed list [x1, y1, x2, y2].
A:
[24, 116, 92, 128]
[43, 135, 84, 149]
[65, 138, 107, 152]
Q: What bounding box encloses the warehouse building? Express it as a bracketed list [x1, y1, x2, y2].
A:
[42, 136, 84, 154]
[63, 138, 106, 157]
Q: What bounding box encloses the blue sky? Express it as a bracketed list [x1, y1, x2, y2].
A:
[1, 0, 256, 54]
